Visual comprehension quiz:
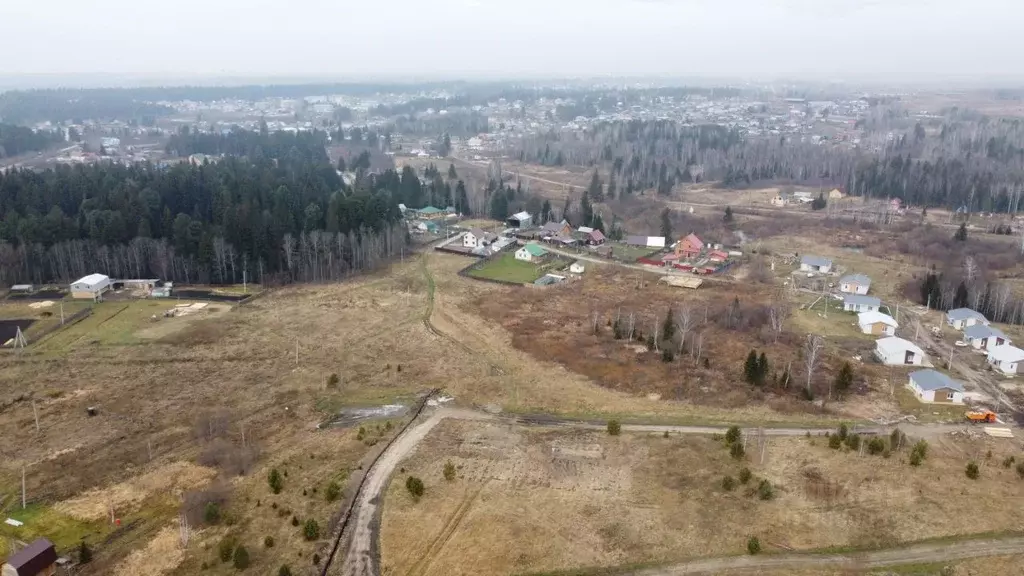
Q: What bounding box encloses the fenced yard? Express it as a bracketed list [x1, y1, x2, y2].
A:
[467, 253, 569, 284]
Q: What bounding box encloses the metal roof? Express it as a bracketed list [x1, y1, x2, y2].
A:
[844, 294, 881, 306]
[522, 243, 547, 256]
[987, 345, 1024, 363]
[964, 324, 1009, 341]
[858, 310, 897, 327]
[947, 308, 987, 321]
[801, 255, 832, 268]
[840, 273, 872, 286]
[72, 273, 109, 286]
[4, 538, 57, 573]
[876, 336, 924, 357]
[910, 369, 964, 392]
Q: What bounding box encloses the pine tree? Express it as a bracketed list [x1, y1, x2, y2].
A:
[954, 222, 968, 241]
[448, 163, 457, 180]
[757, 352, 769, 385]
[660, 208, 673, 240]
[580, 191, 594, 227]
[541, 200, 552, 224]
[662, 308, 676, 342]
[489, 188, 509, 220]
[589, 170, 604, 201]
[723, 206, 734, 223]
[835, 361, 854, 396]
[744, 350, 759, 384]
[954, 281, 969, 308]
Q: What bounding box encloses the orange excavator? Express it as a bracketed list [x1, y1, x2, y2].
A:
[965, 410, 998, 424]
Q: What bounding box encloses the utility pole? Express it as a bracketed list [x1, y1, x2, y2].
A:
[22, 467, 26, 509]
[947, 346, 955, 371]
[60, 300, 65, 325]
[295, 340, 299, 366]
[32, 400, 39, 433]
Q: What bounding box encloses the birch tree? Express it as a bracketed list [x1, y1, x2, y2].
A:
[804, 334, 824, 397]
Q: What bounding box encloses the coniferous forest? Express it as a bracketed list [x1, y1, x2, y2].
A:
[0, 129, 417, 286]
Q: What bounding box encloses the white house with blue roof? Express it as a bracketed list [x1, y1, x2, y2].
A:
[843, 294, 881, 313]
[908, 369, 965, 404]
[946, 308, 989, 331]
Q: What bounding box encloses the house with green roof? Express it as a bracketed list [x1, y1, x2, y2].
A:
[515, 243, 547, 262]
[416, 206, 444, 219]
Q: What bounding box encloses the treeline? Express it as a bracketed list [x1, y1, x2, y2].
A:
[0, 123, 63, 158]
[0, 90, 173, 124]
[527, 113, 1024, 211]
[0, 131, 417, 285]
[918, 271, 1024, 327]
[165, 125, 331, 163]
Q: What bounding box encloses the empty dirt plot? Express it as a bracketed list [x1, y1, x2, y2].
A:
[381, 420, 1024, 576]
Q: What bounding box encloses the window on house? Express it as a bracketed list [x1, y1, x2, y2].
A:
[946, 391, 955, 400]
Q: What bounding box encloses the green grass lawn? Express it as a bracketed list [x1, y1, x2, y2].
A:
[0, 503, 107, 558]
[793, 295, 867, 341]
[607, 243, 659, 262]
[893, 382, 967, 423]
[469, 253, 551, 284]
[34, 300, 191, 352]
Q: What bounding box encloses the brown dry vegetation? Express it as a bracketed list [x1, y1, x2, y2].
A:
[469, 263, 888, 418]
[0, 263, 446, 574]
[381, 419, 1024, 576]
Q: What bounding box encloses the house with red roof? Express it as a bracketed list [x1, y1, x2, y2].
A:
[674, 233, 704, 258]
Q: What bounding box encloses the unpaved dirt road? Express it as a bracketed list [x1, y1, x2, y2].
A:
[328, 253, 1018, 576]
[629, 536, 1024, 575]
[335, 407, 492, 576]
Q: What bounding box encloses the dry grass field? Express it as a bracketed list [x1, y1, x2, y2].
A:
[0, 264, 446, 574]
[381, 419, 1024, 576]
[0, 212, 1019, 574]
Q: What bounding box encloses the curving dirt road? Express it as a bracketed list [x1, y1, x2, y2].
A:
[628, 536, 1024, 575]
[335, 407, 492, 576]
[327, 253, 1019, 576]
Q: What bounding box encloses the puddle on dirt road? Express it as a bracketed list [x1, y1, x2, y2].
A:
[319, 404, 408, 429]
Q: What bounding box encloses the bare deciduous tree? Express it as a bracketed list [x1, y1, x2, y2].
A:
[804, 334, 824, 396]
[767, 300, 790, 343]
[674, 306, 695, 353]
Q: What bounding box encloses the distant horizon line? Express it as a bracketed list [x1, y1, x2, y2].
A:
[3, 73, 1024, 92]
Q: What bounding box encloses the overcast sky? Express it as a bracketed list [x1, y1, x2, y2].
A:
[1, 0, 1020, 85]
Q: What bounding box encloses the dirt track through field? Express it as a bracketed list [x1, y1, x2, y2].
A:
[329, 253, 1020, 576]
[334, 407, 493, 576]
[626, 536, 1024, 575]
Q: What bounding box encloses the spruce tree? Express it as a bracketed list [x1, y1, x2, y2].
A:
[662, 308, 676, 342]
[744, 350, 758, 384]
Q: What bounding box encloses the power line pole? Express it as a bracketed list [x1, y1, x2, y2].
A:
[32, 400, 39, 434]
[22, 466, 26, 509]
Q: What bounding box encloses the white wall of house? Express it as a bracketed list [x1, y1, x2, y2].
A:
[845, 302, 878, 313]
[799, 263, 831, 273]
[515, 248, 533, 262]
[968, 335, 1005, 350]
[989, 357, 1020, 375]
[909, 385, 964, 404]
[463, 233, 479, 248]
[877, 346, 923, 366]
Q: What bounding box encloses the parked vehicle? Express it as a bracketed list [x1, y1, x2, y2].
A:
[965, 410, 997, 424]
